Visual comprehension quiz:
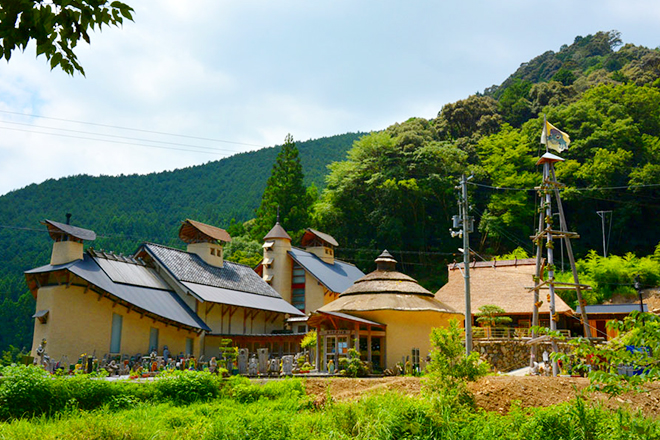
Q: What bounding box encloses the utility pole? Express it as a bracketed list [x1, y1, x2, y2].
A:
[634, 275, 644, 313]
[596, 210, 612, 258]
[451, 174, 474, 355]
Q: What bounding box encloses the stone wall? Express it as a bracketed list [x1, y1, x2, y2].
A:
[474, 339, 572, 372]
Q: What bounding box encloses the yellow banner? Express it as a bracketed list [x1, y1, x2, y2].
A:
[541, 121, 570, 152]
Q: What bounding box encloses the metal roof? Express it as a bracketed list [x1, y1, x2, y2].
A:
[288, 247, 365, 294]
[576, 303, 648, 314]
[43, 219, 96, 241]
[180, 282, 305, 316]
[179, 219, 232, 244]
[143, 243, 281, 298]
[25, 255, 209, 331]
[536, 152, 565, 166]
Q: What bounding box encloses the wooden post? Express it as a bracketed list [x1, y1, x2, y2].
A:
[550, 167, 591, 338]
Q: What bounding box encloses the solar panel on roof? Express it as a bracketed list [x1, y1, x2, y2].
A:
[95, 257, 171, 290]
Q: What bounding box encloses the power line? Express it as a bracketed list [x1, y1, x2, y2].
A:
[0, 109, 265, 148]
[0, 120, 253, 155]
[469, 181, 660, 192]
[0, 126, 235, 156]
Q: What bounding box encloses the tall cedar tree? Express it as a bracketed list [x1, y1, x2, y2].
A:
[253, 134, 310, 240]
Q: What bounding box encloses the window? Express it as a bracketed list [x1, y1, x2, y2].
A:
[185, 338, 194, 356]
[149, 328, 159, 353]
[210, 248, 215, 256]
[292, 262, 305, 311]
[110, 313, 122, 353]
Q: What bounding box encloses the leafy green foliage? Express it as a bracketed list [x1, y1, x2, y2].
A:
[338, 347, 369, 377]
[316, 120, 469, 278]
[300, 330, 317, 349]
[153, 370, 222, 404]
[475, 305, 513, 327]
[223, 235, 261, 267]
[555, 248, 660, 305]
[252, 134, 313, 240]
[0, 0, 134, 75]
[425, 320, 490, 407]
[561, 311, 660, 397]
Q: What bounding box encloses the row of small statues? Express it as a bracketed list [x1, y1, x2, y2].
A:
[33, 340, 312, 377]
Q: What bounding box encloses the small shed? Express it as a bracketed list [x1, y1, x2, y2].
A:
[576, 303, 648, 340]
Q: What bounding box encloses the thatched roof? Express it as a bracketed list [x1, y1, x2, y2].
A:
[435, 259, 573, 316]
[320, 293, 460, 314]
[318, 250, 460, 314]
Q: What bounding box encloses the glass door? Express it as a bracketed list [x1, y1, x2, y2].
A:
[324, 336, 336, 371]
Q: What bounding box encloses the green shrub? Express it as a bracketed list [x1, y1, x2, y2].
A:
[338, 347, 369, 377]
[0, 365, 61, 419]
[153, 370, 221, 404]
[227, 376, 306, 404]
[424, 320, 490, 407]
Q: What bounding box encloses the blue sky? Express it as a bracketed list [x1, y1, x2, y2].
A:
[0, 0, 658, 196]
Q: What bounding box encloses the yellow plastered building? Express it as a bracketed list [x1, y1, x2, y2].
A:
[258, 225, 365, 331]
[26, 218, 304, 364]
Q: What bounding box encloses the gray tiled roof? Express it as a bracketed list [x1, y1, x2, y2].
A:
[143, 243, 281, 298]
[288, 247, 365, 294]
[25, 255, 209, 331]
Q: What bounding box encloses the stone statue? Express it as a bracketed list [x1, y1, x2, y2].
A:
[163, 346, 170, 362]
[238, 349, 249, 375]
[257, 348, 269, 375]
[106, 359, 119, 376]
[327, 359, 335, 374]
[248, 355, 258, 376]
[35, 338, 47, 366]
[281, 355, 294, 376]
[209, 357, 218, 374]
[269, 358, 280, 376]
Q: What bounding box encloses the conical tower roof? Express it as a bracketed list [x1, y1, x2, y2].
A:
[263, 222, 291, 241]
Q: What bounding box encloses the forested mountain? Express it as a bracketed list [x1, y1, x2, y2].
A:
[2, 30, 659, 355]
[0, 132, 362, 353]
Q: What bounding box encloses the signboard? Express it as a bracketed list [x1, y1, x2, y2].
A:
[320, 330, 352, 336]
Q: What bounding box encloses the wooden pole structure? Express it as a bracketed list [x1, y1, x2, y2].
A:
[530, 152, 591, 376]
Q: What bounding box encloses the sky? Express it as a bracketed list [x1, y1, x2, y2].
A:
[0, 1, 659, 196]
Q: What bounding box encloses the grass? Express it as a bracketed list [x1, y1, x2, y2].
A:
[1, 380, 659, 440]
[1, 366, 659, 439]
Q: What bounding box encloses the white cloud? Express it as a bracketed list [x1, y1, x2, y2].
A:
[0, 1, 658, 195]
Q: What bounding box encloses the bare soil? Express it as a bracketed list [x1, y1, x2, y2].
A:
[303, 376, 660, 417]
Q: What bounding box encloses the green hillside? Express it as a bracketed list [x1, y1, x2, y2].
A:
[0, 132, 362, 353]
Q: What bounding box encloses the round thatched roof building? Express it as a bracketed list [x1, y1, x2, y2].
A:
[309, 250, 462, 373]
[320, 250, 456, 314]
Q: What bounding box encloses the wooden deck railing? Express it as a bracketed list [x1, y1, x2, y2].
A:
[472, 327, 571, 339]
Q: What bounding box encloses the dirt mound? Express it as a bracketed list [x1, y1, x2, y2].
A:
[304, 375, 660, 417]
